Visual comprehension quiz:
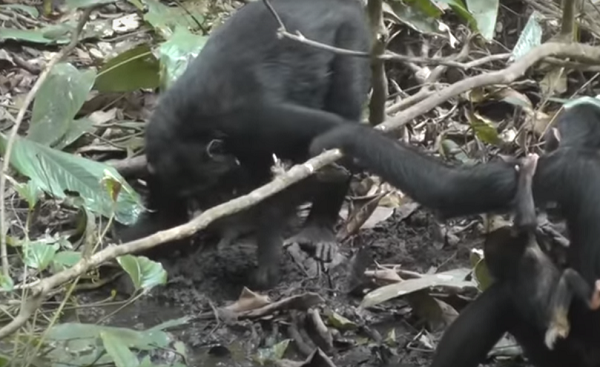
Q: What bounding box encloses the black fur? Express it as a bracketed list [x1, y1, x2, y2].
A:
[309, 102, 600, 366]
[119, 0, 371, 289]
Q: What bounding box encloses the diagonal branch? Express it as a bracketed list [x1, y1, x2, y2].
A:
[0, 151, 341, 340]
[377, 42, 600, 133]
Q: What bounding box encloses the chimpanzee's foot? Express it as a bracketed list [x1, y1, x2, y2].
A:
[284, 225, 338, 263]
[253, 262, 280, 290]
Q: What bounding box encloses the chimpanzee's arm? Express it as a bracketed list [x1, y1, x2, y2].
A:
[430, 283, 514, 367]
[310, 124, 519, 219]
[514, 154, 539, 230]
[217, 102, 350, 157]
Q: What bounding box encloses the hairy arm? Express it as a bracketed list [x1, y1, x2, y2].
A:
[310, 124, 519, 218]
[430, 283, 514, 367]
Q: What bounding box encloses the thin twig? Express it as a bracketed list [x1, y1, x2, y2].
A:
[0, 7, 93, 280]
[385, 35, 473, 115]
[383, 51, 511, 69]
[262, 0, 372, 59]
[262, 0, 285, 30]
[378, 42, 600, 132]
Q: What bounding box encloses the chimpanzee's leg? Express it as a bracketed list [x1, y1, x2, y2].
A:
[286, 19, 370, 262]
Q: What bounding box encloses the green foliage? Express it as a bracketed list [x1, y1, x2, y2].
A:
[0, 24, 71, 44]
[117, 255, 168, 291]
[512, 11, 542, 61]
[467, 112, 501, 146]
[45, 319, 189, 366]
[465, 0, 499, 41]
[385, 1, 442, 35]
[23, 241, 60, 271]
[403, 0, 443, 18]
[159, 27, 208, 90]
[386, 0, 491, 39]
[101, 331, 141, 367]
[52, 250, 82, 272]
[470, 250, 493, 290]
[133, 0, 205, 39]
[254, 339, 290, 365]
[0, 135, 143, 225]
[95, 45, 160, 93]
[28, 63, 97, 147]
[0, 273, 14, 291]
[12, 180, 42, 210]
[437, 0, 477, 31]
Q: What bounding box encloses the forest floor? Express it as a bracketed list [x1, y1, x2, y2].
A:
[76, 205, 526, 367]
[2, 0, 593, 365]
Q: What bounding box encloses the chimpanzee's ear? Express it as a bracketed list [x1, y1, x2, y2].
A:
[206, 139, 227, 158]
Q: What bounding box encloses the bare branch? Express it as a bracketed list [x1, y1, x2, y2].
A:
[383, 51, 511, 70]
[378, 42, 600, 133]
[262, 0, 370, 58]
[0, 150, 343, 339]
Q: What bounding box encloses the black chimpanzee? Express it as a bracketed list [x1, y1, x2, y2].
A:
[309, 101, 600, 366]
[118, 0, 371, 289]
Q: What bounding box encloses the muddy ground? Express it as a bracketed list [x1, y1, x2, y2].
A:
[73, 204, 530, 367]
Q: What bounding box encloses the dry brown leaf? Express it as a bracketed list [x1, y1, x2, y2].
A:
[224, 287, 271, 313]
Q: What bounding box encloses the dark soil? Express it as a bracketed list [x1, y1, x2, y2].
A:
[74, 206, 530, 367]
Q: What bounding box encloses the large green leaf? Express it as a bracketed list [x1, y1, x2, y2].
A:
[28, 63, 96, 147]
[23, 241, 59, 271]
[47, 322, 174, 349]
[117, 255, 168, 291]
[138, 0, 205, 39]
[466, 0, 499, 41]
[159, 26, 208, 90]
[95, 45, 160, 93]
[0, 135, 142, 225]
[101, 331, 140, 367]
[0, 25, 71, 44]
[46, 322, 179, 366]
[53, 116, 96, 150]
[52, 250, 82, 272]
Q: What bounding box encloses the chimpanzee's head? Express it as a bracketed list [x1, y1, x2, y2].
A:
[545, 98, 600, 152]
[145, 133, 241, 200]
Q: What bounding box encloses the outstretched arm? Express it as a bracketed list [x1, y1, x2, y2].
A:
[310, 124, 520, 219]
